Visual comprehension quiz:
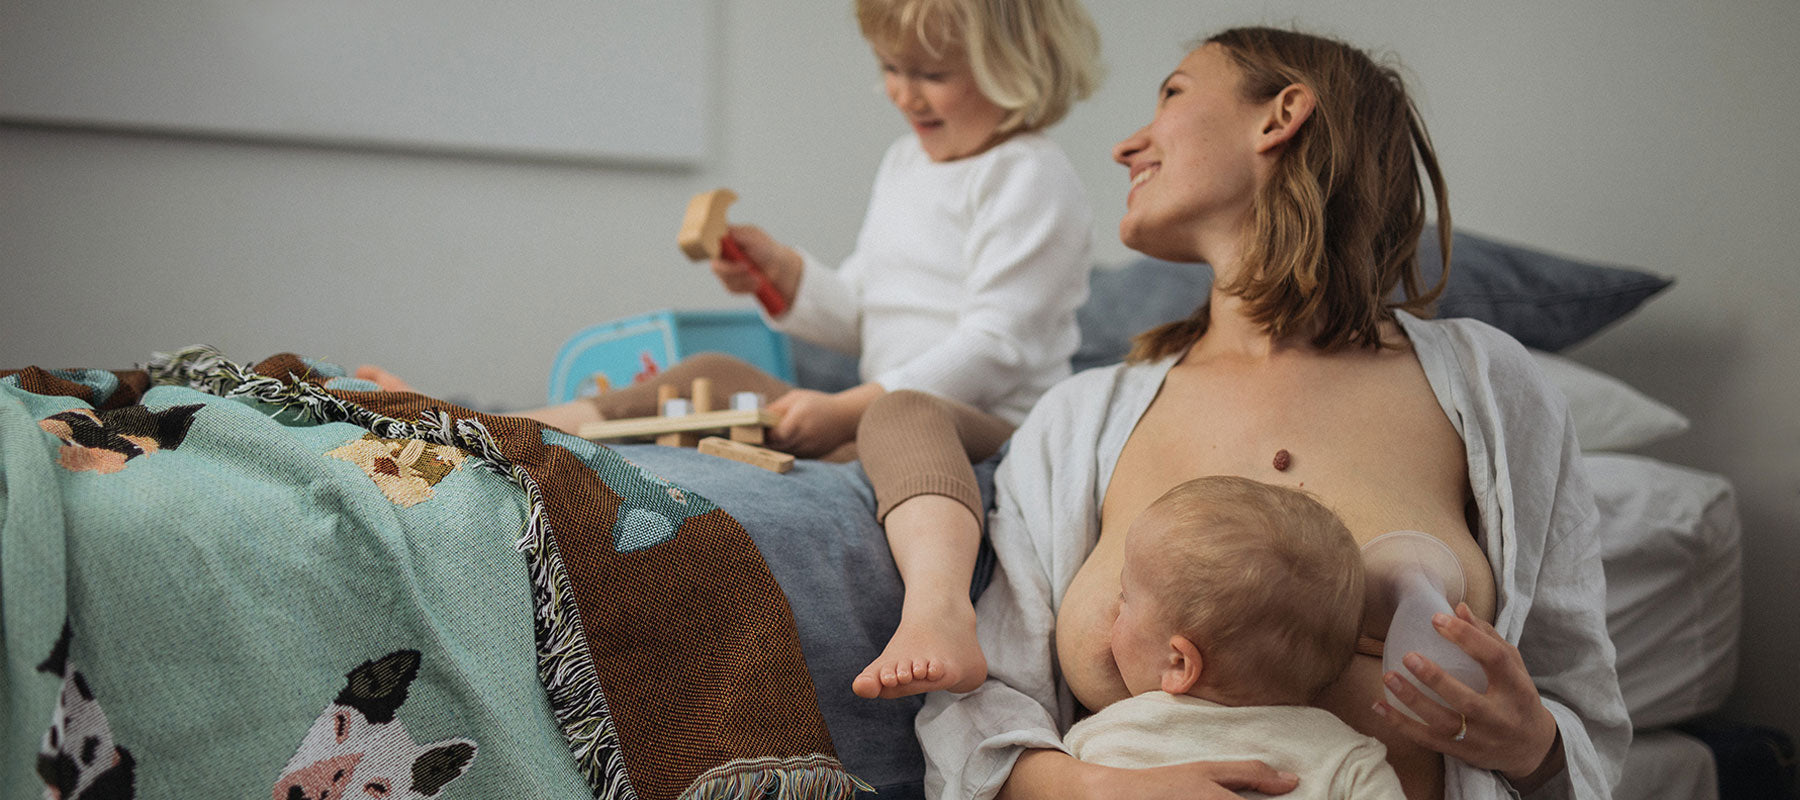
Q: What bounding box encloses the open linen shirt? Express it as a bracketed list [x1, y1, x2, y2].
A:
[916, 312, 1631, 800]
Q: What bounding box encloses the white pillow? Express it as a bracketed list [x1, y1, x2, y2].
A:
[1530, 350, 1690, 451]
[1586, 453, 1741, 728]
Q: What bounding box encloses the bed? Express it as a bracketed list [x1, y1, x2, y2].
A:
[3, 229, 1740, 800]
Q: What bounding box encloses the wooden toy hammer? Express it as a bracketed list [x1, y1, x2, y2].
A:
[678, 188, 789, 316]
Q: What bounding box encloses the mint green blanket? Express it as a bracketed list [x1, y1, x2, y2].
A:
[3, 348, 861, 799]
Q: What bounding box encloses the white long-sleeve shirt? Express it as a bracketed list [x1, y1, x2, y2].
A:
[768, 132, 1092, 424]
[916, 312, 1632, 800]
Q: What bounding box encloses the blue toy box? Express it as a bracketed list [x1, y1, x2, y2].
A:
[546, 309, 795, 404]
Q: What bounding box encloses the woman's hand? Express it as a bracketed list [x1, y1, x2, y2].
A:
[766, 384, 883, 458]
[709, 224, 802, 311]
[1371, 603, 1564, 788]
[1002, 749, 1298, 800]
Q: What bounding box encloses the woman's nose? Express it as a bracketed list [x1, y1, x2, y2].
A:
[1112, 128, 1148, 165]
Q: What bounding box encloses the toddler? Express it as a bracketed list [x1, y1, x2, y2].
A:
[1067, 476, 1405, 798]
[361, 0, 1102, 700]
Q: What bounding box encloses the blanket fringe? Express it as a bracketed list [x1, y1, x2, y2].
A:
[680, 754, 875, 800]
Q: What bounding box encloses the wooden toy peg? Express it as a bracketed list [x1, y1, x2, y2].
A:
[727, 390, 765, 444]
[677, 188, 789, 316]
[655, 384, 698, 447]
[690, 377, 714, 414]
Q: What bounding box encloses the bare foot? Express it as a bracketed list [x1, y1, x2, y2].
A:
[852, 600, 986, 699]
[354, 365, 417, 393]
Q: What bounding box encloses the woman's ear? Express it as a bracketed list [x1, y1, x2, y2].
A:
[1160, 634, 1204, 695]
[1254, 83, 1316, 154]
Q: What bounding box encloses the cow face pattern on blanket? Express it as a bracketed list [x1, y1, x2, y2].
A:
[1, 347, 865, 800]
[274, 650, 477, 800]
[35, 623, 135, 800]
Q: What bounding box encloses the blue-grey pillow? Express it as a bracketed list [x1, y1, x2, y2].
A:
[790, 338, 863, 394]
[1072, 258, 1211, 373]
[1419, 228, 1673, 352]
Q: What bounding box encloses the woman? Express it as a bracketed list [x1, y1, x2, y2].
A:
[909, 27, 1629, 800]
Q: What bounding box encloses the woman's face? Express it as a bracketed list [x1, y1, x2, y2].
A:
[1112, 45, 1267, 264]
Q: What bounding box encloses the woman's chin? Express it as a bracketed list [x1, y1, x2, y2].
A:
[1120, 228, 1203, 264]
[1117, 217, 1180, 261]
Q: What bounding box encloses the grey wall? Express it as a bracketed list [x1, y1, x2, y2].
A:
[4, 0, 1795, 744]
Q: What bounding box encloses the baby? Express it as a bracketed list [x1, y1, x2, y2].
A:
[1066, 475, 1404, 799]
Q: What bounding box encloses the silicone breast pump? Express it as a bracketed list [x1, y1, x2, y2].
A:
[1361, 531, 1487, 721]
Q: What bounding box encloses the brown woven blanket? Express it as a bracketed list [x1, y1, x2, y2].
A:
[137, 347, 866, 800]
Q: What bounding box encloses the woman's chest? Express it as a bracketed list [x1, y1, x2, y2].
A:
[1104, 355, 1472, 540]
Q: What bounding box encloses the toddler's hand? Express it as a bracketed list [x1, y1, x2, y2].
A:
[710, 224, 801, 309]
[766, 388, 860, 458]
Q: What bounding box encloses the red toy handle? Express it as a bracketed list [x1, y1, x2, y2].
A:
[720, 234, 789, 316]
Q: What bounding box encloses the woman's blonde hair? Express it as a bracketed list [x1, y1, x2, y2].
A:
[1129, 27, 1452, 361]
[854, 0, 1103, 134]
[1139, 476, 1364, 705]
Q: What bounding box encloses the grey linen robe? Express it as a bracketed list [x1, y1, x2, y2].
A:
[916, 312, 1632, 800]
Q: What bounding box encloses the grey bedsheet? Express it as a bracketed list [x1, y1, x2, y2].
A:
[610, 444, 997, 798]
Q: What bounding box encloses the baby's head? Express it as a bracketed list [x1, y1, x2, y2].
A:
[854, 0, 1102, 139]
[1111, 476, 1364, 707]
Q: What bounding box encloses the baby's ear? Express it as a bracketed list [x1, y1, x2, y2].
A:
[1160, 635, 1203, 695]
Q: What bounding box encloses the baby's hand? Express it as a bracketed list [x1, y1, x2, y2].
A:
[709, 224, 801, 308]
[766, 388, 861, 458]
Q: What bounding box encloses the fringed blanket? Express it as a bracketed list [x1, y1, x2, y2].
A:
[2, 347, 867, 799]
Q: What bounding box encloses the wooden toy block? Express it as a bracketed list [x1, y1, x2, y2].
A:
[579, 408, 779, 443]
[728, 423, 764, 445]
[698, 437, 794, 474]
[677, 189, 737, 260]
[676, 188, 789, 315]
[580, 378, 778, 447]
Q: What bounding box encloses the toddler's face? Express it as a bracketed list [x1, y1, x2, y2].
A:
[1109, 523, 1176, 696]
[872, 42, 1007, 162]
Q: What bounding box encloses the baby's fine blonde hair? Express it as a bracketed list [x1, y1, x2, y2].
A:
[1138, 476, 1364, 706]
[854, 0, 1103, 134]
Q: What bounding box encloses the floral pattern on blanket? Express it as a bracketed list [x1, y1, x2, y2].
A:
[326, 433, 469, 508]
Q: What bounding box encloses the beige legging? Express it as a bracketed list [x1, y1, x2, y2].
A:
[591, 352, 1013, 526]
